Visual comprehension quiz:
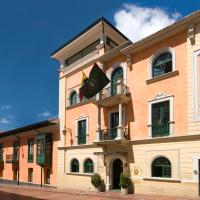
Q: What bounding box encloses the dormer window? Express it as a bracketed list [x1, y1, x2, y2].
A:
[65, 40, 100, 67]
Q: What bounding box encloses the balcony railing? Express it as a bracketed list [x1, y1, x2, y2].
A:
[6, 154, 18, 163]
[77, 135, 86, 145]
[68, 95, 93, 107]
[99, 82, 129, 100]
[98, 128, 129, 141]
[151, 122, 170, 138]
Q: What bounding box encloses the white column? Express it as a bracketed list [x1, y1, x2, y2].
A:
[96, 106, 101, 141]
[116, 103, 124, 140]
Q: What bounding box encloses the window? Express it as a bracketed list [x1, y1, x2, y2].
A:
[77, 119, 87, 145]
[0, 144, 3, 162]
[111, 67, 123, 96]
[152, 157, 171, 178]
[71, 159, 79, 172]
[106, 37, 118, 51]
[28, 139, 34, 163]
[37, 139, 45, 155]
[152, 52, 172, 77]
[70, 91, 77, 105]
[65, 40, 100, 66]
[28, 168, 33, 182]
[152, 101, 170, 137]
[84, 158, 94, 173]
[13, 142, 19, 161]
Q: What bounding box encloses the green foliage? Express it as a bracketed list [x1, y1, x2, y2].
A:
[119, 173, 131, 188]
[91, 173, 101, 188]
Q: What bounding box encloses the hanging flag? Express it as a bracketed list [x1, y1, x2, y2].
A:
[79, 71, 88, 101]
[79, 63, 110, 99]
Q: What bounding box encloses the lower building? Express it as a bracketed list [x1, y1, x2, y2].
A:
[0, 118, 59, 187]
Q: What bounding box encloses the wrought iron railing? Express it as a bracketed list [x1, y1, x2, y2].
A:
[99, 128, 129, 141]
[100, 83, 129, 100]
[68, 94, 92, 107]
[151, 122, 170, 138]
[6, 154, 18, 163]
[78, 135, 86, 145]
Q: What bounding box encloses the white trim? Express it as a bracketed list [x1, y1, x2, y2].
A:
[193, 49, 200, 121]
[148, 93, 174, 138]
[75, 116, 89, 145]
[148, 47, 176, 79]
[106, 61, 127, 86]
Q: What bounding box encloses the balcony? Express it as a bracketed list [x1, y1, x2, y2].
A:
[151, 122, 171, 138]
[94, 80, 131, 107]
[94, 127, 130, 144]
[6, 154, 18, 163]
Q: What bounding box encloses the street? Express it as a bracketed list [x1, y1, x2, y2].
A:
[0, 184, 199, 200]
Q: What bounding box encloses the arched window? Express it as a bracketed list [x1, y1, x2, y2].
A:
[70, 91, 77, 105]
[152, 157, 171, 178]
[71, 159, 79, 172]
[111, 67, 123, 96]
[152, 52, 172, 77]
[84, 158, 94, 173]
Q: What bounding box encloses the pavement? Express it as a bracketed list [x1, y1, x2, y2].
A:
[0, 184, 199, 200]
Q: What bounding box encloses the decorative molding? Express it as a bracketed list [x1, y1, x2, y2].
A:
[193, 49, 200, 121]
[126, 54, 133, 71]
[188, 24, 195, 45]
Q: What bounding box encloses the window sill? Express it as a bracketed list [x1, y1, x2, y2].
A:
[146, 70, 179, 84]
[143, 177, 181, 183]
[66, 172, 93, 176]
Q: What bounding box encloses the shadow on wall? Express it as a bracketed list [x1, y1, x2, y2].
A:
[0, 190, 44, 200]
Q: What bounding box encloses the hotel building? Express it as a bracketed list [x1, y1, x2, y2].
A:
[52, 10, 200, 197]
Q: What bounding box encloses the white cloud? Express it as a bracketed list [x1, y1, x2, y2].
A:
[114, 4, 181, 42]
[0, 118, 11, 124]
[38, 111, 52, 118]
[1, 105, 12, 110]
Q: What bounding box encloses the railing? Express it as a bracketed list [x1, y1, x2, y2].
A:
[68, 94, 92, 107]
[6, 154, 18, 163]
[77, 135, 86, 145]
[99, 128, 129, 141]
[151, 122, 170, 138]
[98, 82, 129, 101]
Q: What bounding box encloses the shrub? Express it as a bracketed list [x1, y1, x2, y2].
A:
[119, 173, 131, 189]
[91, 173, 101, 188]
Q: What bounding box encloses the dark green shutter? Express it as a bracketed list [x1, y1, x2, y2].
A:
[78, 120, 86, 145]
[152, 101, 170, 137]
[111, 67, 123, 96]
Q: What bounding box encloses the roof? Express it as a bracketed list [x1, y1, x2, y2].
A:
[0, 118, 59, 139]
[51, 17, 130, 56]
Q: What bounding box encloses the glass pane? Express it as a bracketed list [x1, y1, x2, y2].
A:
[71, 159, 79, 172]
[153, 52, 172, 77]
[111, 67, 123, 96]
[78, 120, 86, 144]
[84, 159, 93, 173]
[152, 101, 170, 137]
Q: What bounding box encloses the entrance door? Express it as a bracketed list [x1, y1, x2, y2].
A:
[110, 112, 119, 140]
[112, 159, 123, 189]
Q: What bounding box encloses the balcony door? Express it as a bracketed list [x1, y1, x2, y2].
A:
[110, 112, 119, 140]
[111, 67, 123, 96]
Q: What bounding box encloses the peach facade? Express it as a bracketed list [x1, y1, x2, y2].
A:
[52, 12, 200, 198]
[0, 119, 59, 187]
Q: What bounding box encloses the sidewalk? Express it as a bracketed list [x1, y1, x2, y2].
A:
[0, 183, 198, 200]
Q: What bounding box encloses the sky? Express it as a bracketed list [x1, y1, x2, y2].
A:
[0, 0, 199, 131]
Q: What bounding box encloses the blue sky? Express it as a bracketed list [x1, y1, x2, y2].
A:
[0, 0, 199, 130]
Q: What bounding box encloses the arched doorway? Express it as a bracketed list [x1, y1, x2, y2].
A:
[112, 159, 123, 189]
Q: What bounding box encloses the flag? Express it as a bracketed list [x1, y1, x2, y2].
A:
[79, 63, 110, 99]
[79, 71, 88, 101]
